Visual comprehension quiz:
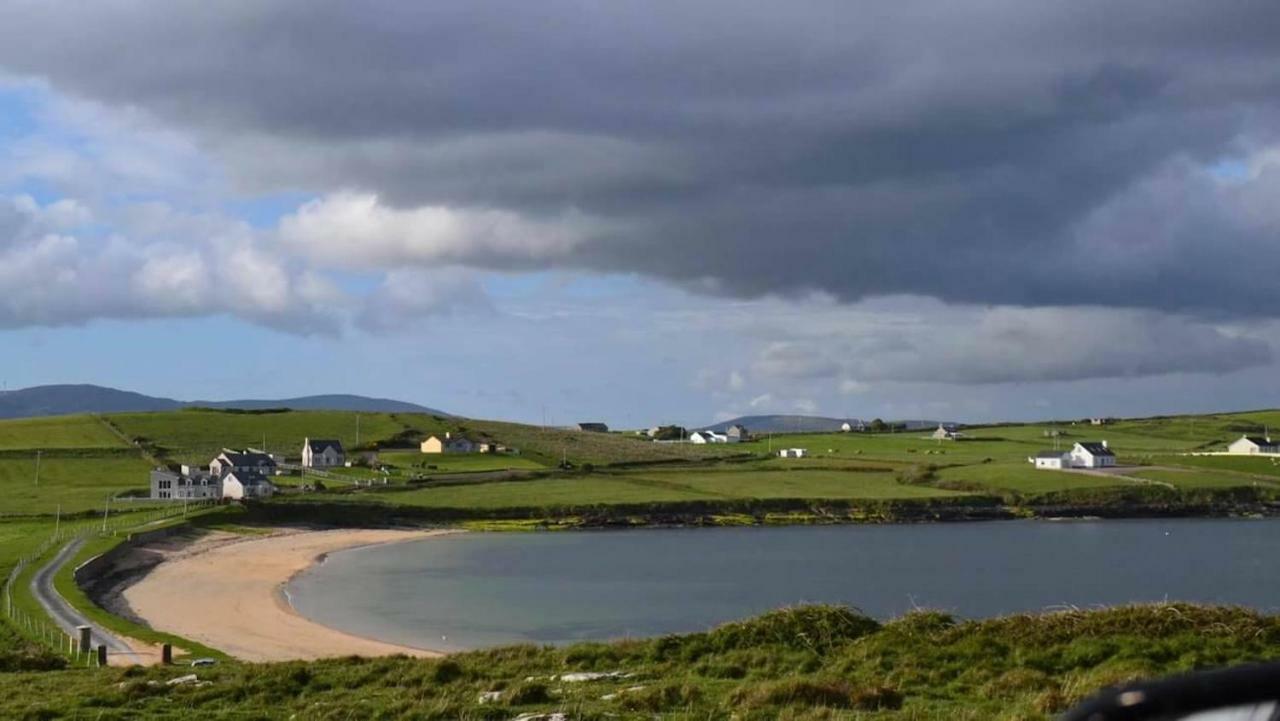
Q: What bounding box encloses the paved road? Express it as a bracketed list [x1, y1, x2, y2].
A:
[30, 537, 139, 663]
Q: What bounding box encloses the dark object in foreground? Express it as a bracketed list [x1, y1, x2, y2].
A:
[1062, 661, 1280, 720]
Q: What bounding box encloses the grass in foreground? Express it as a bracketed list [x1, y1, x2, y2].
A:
[1, 603, 1277, 720]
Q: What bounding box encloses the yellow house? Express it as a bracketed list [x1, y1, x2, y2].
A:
[421, 432, 475, 454]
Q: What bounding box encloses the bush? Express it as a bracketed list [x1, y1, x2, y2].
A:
[732, 679, 903, 710]
[894, 463, 939, 485]
[505, 681, 551, 705]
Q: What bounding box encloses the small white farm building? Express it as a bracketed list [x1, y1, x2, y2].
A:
[778, 448, 808, 458]
[1228, 435, 1280, 455]
[1031, 451, 1069, 470]
[689, 430, 728, 444]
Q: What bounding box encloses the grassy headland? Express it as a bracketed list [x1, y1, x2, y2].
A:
[1, 603, 1278, 719]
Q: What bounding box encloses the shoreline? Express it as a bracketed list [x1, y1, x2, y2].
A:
[120, 527, 456, 662]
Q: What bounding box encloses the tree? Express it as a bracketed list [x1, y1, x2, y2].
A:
[868, 418, 889, 432]
[653, 425, 688, 441]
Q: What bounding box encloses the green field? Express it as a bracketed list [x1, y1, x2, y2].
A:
[464, 419, 743, 465]
[1151, 453, 1280, 478]
[632, 469, 962, 500]
[379, 450, 548, 474]
[1127, 468, 1280, 490]
[0, 415, 129, 451]
[0, 454, 155, 515]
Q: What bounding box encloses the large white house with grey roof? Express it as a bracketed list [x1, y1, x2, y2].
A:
[1070, 441, 1116, 468]
[210, 449, 277, 477]
[302, 438, 345, 468]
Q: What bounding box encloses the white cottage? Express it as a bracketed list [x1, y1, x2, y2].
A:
[302, 438, 345, 468]
[1069, 441, 1115, 469]
[1227, 435, 1280, 455]
[689, 430, 728, 444]
[778, 448, 808, 458]
[221, 471, 275, 500]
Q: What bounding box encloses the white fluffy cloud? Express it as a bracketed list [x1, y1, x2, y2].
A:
[278, 193, 603, 269]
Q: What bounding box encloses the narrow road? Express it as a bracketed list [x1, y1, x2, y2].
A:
[30, 537, 139, 664]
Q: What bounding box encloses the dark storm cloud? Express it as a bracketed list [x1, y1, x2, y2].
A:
[3, 0, 1280, 312]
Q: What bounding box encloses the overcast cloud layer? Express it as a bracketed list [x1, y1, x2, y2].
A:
[3, 0, 1279, 314]
[1, 1, 1280, 420]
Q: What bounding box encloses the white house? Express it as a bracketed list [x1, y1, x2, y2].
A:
[209, 449, 277, 478]
[1030, 451, 1069, 470]
[1069, 441, 1115, 469]
[150, 468, 219, 500]
[221, 471, 275, 500]
[841, 420, 866, 433]
[778, 448, 808, 458]
[931, 424, 959, 441]
[726, 424, 749, 443]
[1227, 435, 1280, 455]
[689, 430, 728, 444]
[301, 438, 345, 468]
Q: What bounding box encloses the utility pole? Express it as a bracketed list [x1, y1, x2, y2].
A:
[34, 450, 41, 486]
[356, 415, 361, 447]
[101, 499, 110, 533]
[54, 504, 60, 537]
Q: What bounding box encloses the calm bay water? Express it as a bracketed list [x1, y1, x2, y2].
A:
[286, 519, 1280, 652]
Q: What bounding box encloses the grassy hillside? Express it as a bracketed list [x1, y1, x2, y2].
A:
[0, 454, 156, 515]
[463, 419, 742, 466]
[0, 415, 129, 451]
[1, 604, 1278, 719]
[107, 409, 448, 463]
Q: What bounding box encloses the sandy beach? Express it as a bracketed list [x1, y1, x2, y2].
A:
[121, 528, 453, 662]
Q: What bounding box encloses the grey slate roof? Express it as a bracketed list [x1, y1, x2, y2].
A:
[1076, 442, 1114, 457]
[220, 450, 275, 466]
[306, 439, 344, 453]
[1242, 436, 1274, 447]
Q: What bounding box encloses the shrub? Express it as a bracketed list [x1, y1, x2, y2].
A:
[505, 681, 551, 705]
[732, 679, 903, 710]
[705, 605, 880, 654]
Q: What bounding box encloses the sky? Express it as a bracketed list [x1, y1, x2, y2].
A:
[1, 1, 1279, 427]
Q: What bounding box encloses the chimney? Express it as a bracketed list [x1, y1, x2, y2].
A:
[445, 432, 451, 439]
[1101, 440, 1108, 448]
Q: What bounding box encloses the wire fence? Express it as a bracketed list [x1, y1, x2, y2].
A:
[1, 500, 213, 667]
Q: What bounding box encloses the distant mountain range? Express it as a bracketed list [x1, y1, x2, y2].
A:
[700, 415, 946, 434]
[0, 384, 447, 419]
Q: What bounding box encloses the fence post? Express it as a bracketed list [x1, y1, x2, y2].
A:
[97, 644, 107, 667]
[162, 643, 172, 665]
[78, 625, 91, 654]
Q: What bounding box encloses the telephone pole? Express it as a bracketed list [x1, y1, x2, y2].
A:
[34, 450, 41, 486]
